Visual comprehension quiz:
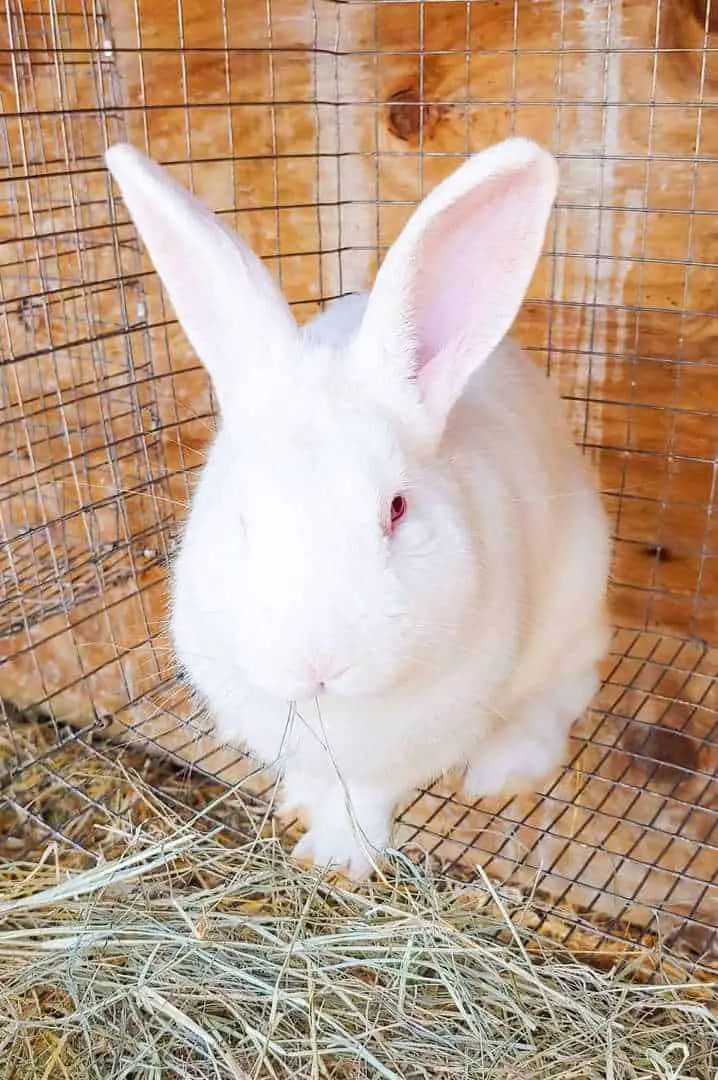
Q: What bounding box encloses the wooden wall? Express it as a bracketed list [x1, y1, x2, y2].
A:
[1, 0, 717, 718]
[1, 0, 717, 955]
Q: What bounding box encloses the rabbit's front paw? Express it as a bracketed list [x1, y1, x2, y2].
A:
[465, 730, 566, 798]
[284, 773, 394, 879]
[292, 820, 376, 880]
[466, 677, 595, 799]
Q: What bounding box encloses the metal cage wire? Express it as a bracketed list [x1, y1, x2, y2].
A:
[1, 0, 717, 975]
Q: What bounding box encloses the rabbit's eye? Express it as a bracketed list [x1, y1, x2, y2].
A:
[390, 494, 407, 529]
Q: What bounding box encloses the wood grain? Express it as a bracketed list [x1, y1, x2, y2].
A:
[1, 0, 716, 960]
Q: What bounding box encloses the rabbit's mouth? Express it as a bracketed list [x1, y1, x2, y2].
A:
[264, 664, 355, 704]
[282, 663, 394, 703]
[318, 661, 410, 701]
[321, 665, 363, 698]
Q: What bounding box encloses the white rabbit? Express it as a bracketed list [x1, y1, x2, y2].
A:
[105, 138, 610, 878]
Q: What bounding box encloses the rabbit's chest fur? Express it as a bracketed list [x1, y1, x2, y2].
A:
[171, 340, 607, 798]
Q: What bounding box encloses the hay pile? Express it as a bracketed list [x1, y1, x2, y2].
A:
[1, 758, 717, 1080]
[1, 711, 249, 867]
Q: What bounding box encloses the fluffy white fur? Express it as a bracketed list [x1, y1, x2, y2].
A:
[106, 139, 610, 878]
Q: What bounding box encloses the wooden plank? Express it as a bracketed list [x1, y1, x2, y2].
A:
[0, 0, 717, 961]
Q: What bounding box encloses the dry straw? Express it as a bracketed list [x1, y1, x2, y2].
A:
[1, 738, 717, 1079]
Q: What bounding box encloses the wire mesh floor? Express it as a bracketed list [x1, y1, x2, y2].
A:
[0, 0, 717, 1023]
[2, 624, 716, 977]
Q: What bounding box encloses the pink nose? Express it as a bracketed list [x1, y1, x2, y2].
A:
[307, 663, 349, 695]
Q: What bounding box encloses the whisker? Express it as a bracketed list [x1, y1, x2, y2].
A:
[68, 477, 192, 512]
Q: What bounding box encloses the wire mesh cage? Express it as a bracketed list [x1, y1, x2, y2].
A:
[1, 0, 717, 977]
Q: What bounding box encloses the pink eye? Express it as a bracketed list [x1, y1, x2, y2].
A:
[390, 494, 407, 530]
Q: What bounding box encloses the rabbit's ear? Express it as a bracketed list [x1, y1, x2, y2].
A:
[357, 138, 557, 427]
[105, 144, 297, 410]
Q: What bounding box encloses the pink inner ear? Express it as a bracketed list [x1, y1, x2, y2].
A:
[412, 169, 537, 377]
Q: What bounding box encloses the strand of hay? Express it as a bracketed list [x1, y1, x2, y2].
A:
[1, 771, 717, 1079]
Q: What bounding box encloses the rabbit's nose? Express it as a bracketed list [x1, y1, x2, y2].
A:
[307, 662, 350, 696]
